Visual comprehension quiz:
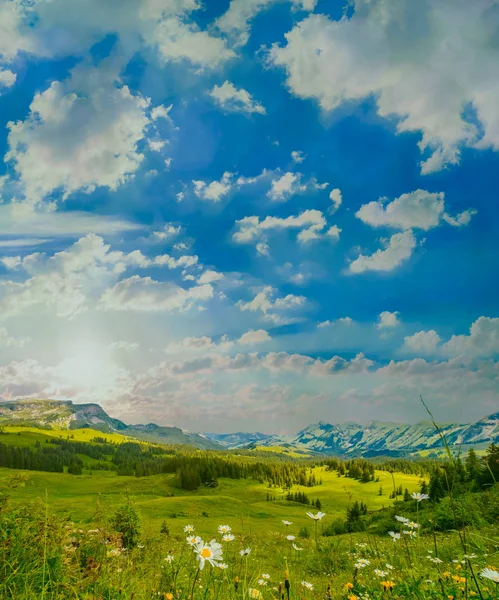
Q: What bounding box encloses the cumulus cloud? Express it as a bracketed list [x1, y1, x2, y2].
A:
[99, 275, 213, 313]
[403, 330, 441, 354]
[0, 234, 199, 319]
[291, 150, 306, 163]
[267, 172, 327, 202]
[215, 0, 317, 46]
[348, 230, 417, 274]
[150, 17, 235, 68]
[5, 64, 152, 207]
[209, 81, 266, 114]
[356, 189, 476, 231]
[197, 270, 224, 284]
[441, 316, 499, 357]
[377, 311, 400, 329]
[233, 209, 340, 250]
[0, 69, 16, 89]
[238, 329, 271, 345]
[269, 1, 499, 173]
[329, 188, 342, 213]
[237, 286, 306, 324]
[318, 317, 353, 328]
[193, 172, 234, 202]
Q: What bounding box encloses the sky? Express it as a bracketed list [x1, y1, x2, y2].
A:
[0, 0, 498, 434]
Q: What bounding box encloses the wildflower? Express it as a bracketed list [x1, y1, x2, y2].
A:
[286, 535, 296, 541]
[258, 579, 268, 586]
[261, 574, 270, 579]
[385, 564, 394, 570]
[480, 568, 499, 583]
[165, 594, 174, 600]
[411, 492, 429, 502]
[375, 570, 388, 577]
[248, 589, 263, 599]
[222, 534, 235, 542]
[427, 556, 443, 564]
[292, 543, 303, 551]
[186, 535, 201, 546]
[382, 581, 395, 591]
[388, 532, 400, 541]
[194, 539, 223, 570]
[306, 511, 326, 521]
[402, 530, 417, 538]
[464, 554, 477, 559]
[407, 521, 420, 529]
[348, 596, 359, 600]
[395, 515, 409, 524]
[443, 572, 451, 579]
[345, 582, 354, 590]
[218, 525, 232, 535]
[355, 559, 370, 569]
[282, 520, 292, 526]
[301, 581, 314, 591]
[240, 548, 251, 556]
[183, 525, 195, 533]
[164, 555, 174, 563]
[218, 563, 228, 570]
[137, 544, 144, 549]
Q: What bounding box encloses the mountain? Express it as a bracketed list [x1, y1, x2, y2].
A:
[1, 399, 498, 456]
[205, 431, 274, 448]
[0, 399, 220, 450]
[204, 413, 499, 457]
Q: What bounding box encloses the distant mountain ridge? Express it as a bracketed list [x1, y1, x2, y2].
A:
[208, 413, 499, 456]
[1, 399, 498, 456]
[0, 399, 220, 449]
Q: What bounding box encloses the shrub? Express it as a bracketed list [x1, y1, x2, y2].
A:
[109, 496, 141, 549]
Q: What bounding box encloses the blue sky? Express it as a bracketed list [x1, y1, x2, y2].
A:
[0, 0, 498, 432]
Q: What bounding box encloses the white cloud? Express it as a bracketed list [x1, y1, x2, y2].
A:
[0, 234, 199, 319]
[0, 206, 141, 239]
[0, 327, 28, 348]
[318, 317, 353, 328]
[356, 189, 476, 231]
[377, 311, 400, 329]
[268, 172, 305, 201]
[215, 0, 317, 46]
[348, 230, 417, 274]
[269, 2, 499, 173]
[237, 286, 306, 324]
[267, 171, 327, 202]
[149, 224, 182, 242]
[193, 172, 234, 202]
[150, 17, 235, 68]
[291, 150, 306, 163]
[0, 69, 16, 88]
[441, 316, 499, 357]
[329, 188, 342, 213]
[237, 329, 271, 345]
[209, 81, 266, 115]
[403, 330, 441, 354]
[5, 63, 152, 207]
[233, 209, 339, 249]
[99, 275, 213, 313]
[198, 270, 224, 285]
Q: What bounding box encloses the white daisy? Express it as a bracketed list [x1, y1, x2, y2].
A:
[194, 539, 223, 570]
[301, 581, 314, 591]
[186, 535, 202, 546]
[222, 534, 235, 542]
[306, 511, 326, 521]
[480, 568, 499, 583]
[184, 524, 195, 533]
[218, 525, 232, 535]
[395, 515, 409, 524]
[292, 543, 303, 551]
[411, 492, 429, 502]
[164, 554, 174, 563]
[286, 535, 296, 541]
[240, 548, 251, 556]
[282, 520, 292, 526]
[388, 531, 401, 541]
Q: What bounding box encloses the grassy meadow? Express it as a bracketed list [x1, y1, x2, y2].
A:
[0, 427, 498, 599]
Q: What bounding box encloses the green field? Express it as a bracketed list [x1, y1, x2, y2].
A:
[0, 427, 498, 599]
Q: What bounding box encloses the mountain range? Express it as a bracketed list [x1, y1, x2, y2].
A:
[0, 399, 498, 456]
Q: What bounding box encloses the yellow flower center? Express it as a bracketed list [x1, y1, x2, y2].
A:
[201, 548, 213, 559]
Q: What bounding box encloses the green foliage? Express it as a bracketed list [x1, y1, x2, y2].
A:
[109, 496, 141, 549]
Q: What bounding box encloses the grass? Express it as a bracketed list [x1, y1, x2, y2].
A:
[0, 464, 422, 533]
[0, 427, 498, 599]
